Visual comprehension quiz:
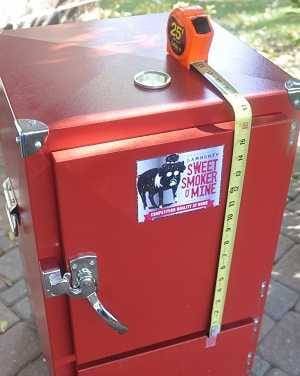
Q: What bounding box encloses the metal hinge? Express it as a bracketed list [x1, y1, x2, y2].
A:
[285, 78, 300, 110]
[2, 177, 19, 236]
[0, 78, 49, 158]
[15, 119, 49, 158]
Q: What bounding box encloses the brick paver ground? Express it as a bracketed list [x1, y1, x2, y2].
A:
[0, 140, 299, 375]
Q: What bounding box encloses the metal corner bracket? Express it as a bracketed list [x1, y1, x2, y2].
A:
[0, 78, 49, 158]
[15, 119, 49, 158]
[285, 78, 300, 110]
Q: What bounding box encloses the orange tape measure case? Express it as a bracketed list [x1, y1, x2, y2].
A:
[167, 6, 214, 68]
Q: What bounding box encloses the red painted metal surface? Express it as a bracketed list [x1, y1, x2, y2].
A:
[0, 14, 295, 151]
[52, 114, 295, 366]
[53, 126, 232, 364]
[0, 12, 298, 376]
[78, 322, 255, 376]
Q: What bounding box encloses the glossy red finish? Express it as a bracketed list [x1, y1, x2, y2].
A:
[78, 322, 255, 376]
[53, 126, 232, 364]
[0, 14, 295, 149]
[0, 12, 298, 376]
[52, 114, 295, 366]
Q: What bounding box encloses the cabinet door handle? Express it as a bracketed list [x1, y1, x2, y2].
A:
[41, 254, 128, 334]
[87, 292, 128, 334]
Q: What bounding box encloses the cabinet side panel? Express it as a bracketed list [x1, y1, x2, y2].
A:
[0, 91, 54, 369]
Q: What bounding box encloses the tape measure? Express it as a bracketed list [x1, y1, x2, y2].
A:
[167, 7, 252, 344]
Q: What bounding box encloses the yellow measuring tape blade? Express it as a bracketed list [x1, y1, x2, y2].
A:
[192, 61, 252, 344]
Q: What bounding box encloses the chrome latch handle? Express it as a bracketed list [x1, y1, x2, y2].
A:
[87, 292, 128, 334]
[41, 254, 128, 334]
[2, 177, 20, 237]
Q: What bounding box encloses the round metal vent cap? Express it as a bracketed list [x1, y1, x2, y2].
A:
[134, 70, 171, 90]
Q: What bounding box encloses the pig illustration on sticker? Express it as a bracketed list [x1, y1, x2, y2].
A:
[137, 154, 186, 209]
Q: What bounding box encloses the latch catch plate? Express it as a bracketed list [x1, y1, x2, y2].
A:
[41, 253, 128, 334]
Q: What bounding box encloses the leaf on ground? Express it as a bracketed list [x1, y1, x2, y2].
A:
[0, 274, 13, 287]
[0, 320, 8, 333]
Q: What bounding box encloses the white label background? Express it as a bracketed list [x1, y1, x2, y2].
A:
[137, 145, 224, 223]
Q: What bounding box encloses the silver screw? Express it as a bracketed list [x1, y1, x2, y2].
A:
[34, 140, 42, 150]
[72, 263, 78, 270]
[89, 260, 95, 266]
[15, 136, 21, 144]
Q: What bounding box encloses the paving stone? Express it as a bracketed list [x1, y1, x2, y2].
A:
[265, 280, 298, 320]
[275, 234, 294, 262]
[273, 245, 300, 292]
[17, 356, 49, 376]
[0, 248, 23, 284]
[0, 277, 6, 291]
[265, 369, 288, 376]
[259, 311, 300, 375]
[259, 315, 275, 342]
[281, 211, 300, 243]
[12, 296, 32, 321]
[0, 301, 19, 332]
[0, 230, 16, 253]
[287, 195, 300, 215]
[0, 209, 10, 232]
[0, 321, 41, 376]
[252, 354, 271, 376]
[0, 279, 27, 306]
[288, 176, 300, 200]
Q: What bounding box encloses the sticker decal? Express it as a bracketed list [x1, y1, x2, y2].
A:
[137, 145, 224, 223]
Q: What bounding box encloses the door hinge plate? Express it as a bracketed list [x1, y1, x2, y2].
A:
[0, 78, 48, 158]
[2, 177, 19, 236]
[15, 119, 49, 158]
[285, 78, 300, 110]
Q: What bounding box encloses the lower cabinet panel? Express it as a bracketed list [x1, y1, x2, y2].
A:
[78, 322, 255, 376]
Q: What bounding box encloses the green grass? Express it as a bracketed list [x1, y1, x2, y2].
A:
[96, 0, 300, 76]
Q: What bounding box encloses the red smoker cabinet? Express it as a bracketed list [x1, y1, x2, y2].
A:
[0, 13, 299, 376]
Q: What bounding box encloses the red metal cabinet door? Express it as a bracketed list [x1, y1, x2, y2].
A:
[52, 126, 232, 364]
[78, 323, 255, 376]
[52, 116, 293, 366]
